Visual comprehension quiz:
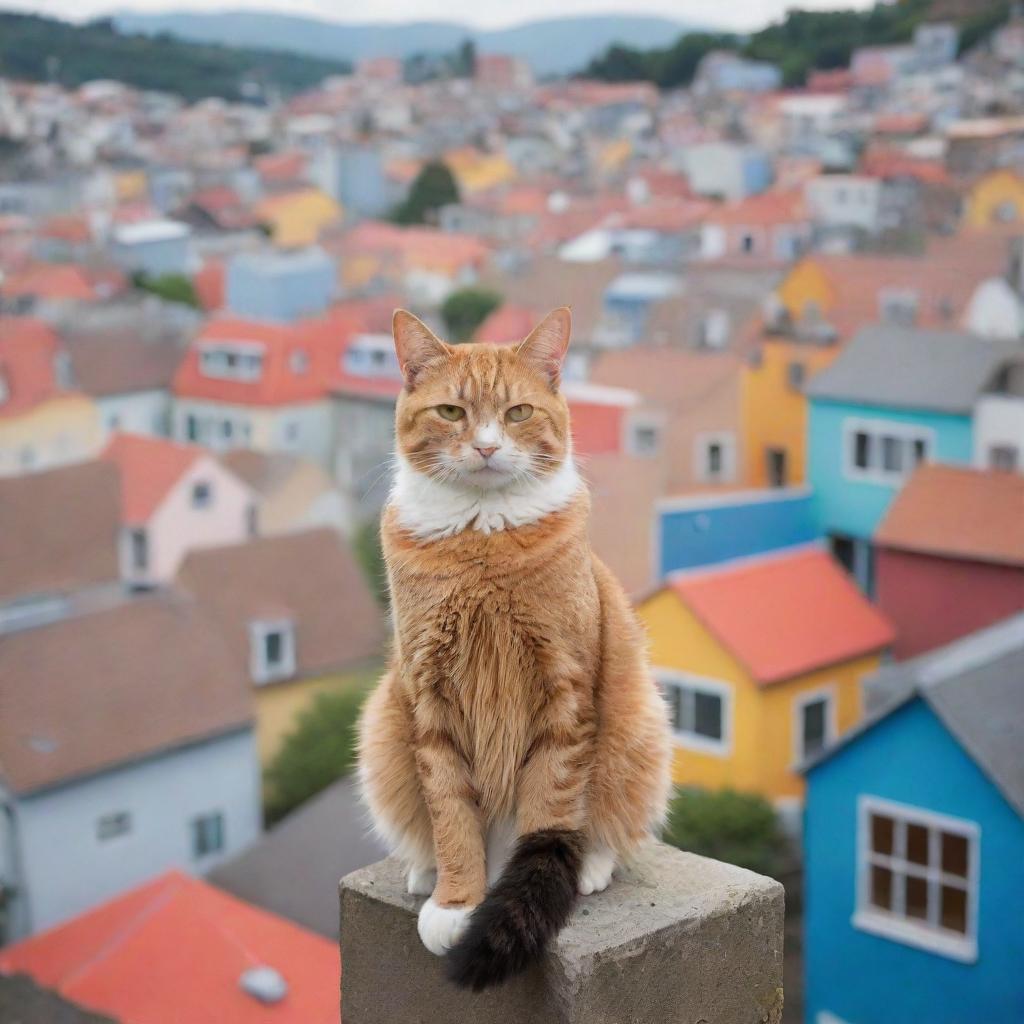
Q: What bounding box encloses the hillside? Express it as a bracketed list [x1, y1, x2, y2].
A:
[581, 0, 1011, 88]
[0, 12, 352, 102]
[111, 11, 695, 78]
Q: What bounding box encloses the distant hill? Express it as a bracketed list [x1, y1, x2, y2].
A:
[0, 11, 351, 102]
[111, 11, 695, 77]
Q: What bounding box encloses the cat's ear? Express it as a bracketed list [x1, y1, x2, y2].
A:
[517, 307, 571, 388]
[393, 309, 450, 386]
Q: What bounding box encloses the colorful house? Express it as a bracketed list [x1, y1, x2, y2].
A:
[875, 465, 1024, 659]
[255, 188, 342, 248]
[0, 871, 338, 1023]
[806, 325, 1023, 591]
[638, 546, 894, 815]
[176, 528, 385, 765]
[0, 317, 104, 477]
[963, 168, 1024, 229]
[803, 614, 1024, 1024]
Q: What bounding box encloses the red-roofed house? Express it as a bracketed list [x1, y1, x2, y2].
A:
[0, 317, 104, 477]
[102, 433, 255, 585]
[639, 546, 894, 808]
[0, 871, 337, 1024]
[875, 465, 1024, 659]
[2, 263, 98, 305]
[172, 311, 365, 471]
[701, 191, 811, 264]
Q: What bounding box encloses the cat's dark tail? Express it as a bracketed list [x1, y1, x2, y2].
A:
[445, 828, 583, 991]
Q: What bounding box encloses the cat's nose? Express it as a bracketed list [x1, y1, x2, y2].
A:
[474, 446, 498, 459]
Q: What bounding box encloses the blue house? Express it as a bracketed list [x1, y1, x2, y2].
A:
[803, 613, 1024, 1024]
[655, 486, 819, 577]
[806, 325, 1023, 591]
[225, 246, 335, 323]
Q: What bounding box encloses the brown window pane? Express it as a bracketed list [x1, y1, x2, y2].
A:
[906, 823, 930, 866]
[871, 814, 894, 855]
[941, 885, 968, 934]
[871, 865, 893, 911]
[942, 832, 969, 878]
[906, 875, 929, 920]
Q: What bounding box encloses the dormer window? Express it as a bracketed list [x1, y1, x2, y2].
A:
[249, 619, 296, 684]
[200, 343, 264, 382]
[879, 288, 919, 327]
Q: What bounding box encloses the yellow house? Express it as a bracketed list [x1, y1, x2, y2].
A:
[638, 547, 894, 810]
[963, 169, 1024, 229]
[741, 338, 839, 487]
[255, 188, 342, 247]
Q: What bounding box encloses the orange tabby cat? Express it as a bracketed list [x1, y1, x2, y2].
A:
[357, 307, 671, 990]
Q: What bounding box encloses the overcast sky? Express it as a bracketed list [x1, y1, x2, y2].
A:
[6, 0, 875, 33]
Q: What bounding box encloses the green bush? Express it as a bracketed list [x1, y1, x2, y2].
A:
[441, 286, 502, 343]
[263, 675, 376, 824]
[132, 271, 199, 309]
[662, 787, 791, 879]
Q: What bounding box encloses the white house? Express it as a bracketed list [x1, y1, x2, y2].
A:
[0, 592, 261, 942]
[101, 433, 256, 586]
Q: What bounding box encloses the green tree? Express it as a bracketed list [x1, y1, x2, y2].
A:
[263, 676, 376, 823]
[390, 160, 459, 225]
[662, 787, 792, 880]
[441, 287, 502, 343]
[131, 271, 199, 308]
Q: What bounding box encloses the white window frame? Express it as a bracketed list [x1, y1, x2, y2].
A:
[656, 668, 733, 757]
[249, 619, 296, 684]
[792, 684, 837, 766]
[695, 431, 737, 483]
[842, 418, 934, 485]
[854, 795, 979, 963]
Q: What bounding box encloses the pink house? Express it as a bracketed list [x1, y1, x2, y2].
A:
[102, 433, 256, 586]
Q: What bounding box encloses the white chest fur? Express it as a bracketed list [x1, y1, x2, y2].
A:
[390, 455, 582, 541]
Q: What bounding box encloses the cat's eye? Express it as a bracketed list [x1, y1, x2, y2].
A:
[506, 404, 533, 423]
[436, 404, 466, 422]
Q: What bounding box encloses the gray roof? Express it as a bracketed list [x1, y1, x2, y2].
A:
[208, 776, 387, 937]
[809, 614, 1024, 818]
[805, 325, 1023, 414]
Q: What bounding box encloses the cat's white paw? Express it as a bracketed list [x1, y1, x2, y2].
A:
[417, 898, 473, 956]
[578, 846, 616, 896]
[406, 865, 436, 896]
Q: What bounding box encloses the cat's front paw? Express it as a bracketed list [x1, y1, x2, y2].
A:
[407, 865, 436, 896]
[417, 897, 473, 956]
[578, 846, 616, 895]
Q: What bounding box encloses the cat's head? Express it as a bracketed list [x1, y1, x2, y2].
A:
[391, 307, 572, 492]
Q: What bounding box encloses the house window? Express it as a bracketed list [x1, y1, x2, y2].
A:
[740, 232, 756, 254]
[246, 504, 259, 537]
[696, 433, 735, 483]
[192, 481, 212, 508]
[96, 811, 132, 841]
[249, 619, 296, 683]
[766, 447, 788, 488]
[787, 361, 805, 392]
[185, 413, 199, 442]
[284, 420, 301, 444]
[129, 528, 148, 571]
[628, 420, 660, 457]
[657, 670, 731, 756]
[988, 444, 1019, 472]
[844, 420, 932, 483]
[794, 687, 835, 763]
[855, 797, 978, 962]
[221, 419, 234, 441]
[192, 811, 225, 858]
[879, 288, 919, 326]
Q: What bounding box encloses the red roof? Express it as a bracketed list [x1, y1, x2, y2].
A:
[474, 303, 539, 344]
[340, 221, 491, 274]
[254, 150, 309, 186]
[669, 547, 894, 684]
[173, 312, 364, 407]
[0, 871, 338, 1024]
[0, 317, 70, 418]
[2, 263, 96, 302]
[101, 433, 205, 524]
[708, 190, 807, 228]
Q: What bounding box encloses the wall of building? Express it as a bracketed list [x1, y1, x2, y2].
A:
[808, 399, 974, 540]
[804, 699, 1024, 1024]
[973, 394, 1024, 470]
[331, 394, 396, 510]
[876, 548, 1024, 659]
[11, 728, 260, 939]
[97, 389, 171, 438]
[0, 396, 104, 478]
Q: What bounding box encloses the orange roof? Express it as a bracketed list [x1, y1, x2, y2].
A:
[101, 433, 204, 524]
[0, 871, 337, 1024]
[340, 221, 490, 275]
[2, 263, 95, 302]
[876, 465, 1024, 567]
[668, 547, 894, 684]
[474, 303, 539, 344]
[0, 317, 70, 418]
[39, 214, 92, 244]
[708, 190, 807, 228]
[254, 150, 308, 185]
